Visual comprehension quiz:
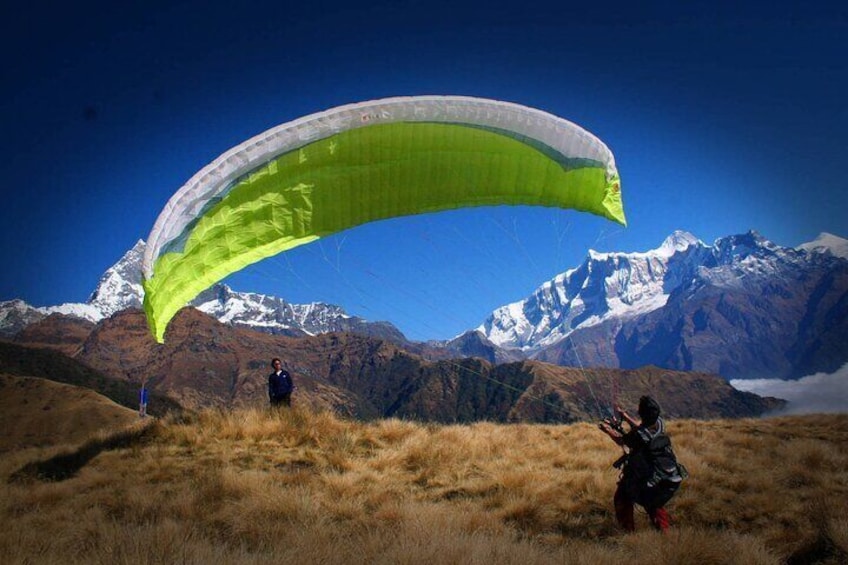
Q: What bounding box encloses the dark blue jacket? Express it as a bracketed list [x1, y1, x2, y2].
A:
[268, 369, 293, 401]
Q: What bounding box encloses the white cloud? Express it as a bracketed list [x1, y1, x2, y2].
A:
[731, 363, 848, 415]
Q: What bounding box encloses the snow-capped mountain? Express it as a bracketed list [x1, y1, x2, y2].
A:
[797, 232, 848, 259]
[0, 241, 147, 334]
[479, 230, 848, 380]
[87, 239, 146, 316]
[478, 230, 713, 350]
[193, 284, 351, 336]
[192, 283, 406, 340]
[0, 240, 402, 340]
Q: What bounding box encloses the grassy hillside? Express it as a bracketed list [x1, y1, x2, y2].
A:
[2, 408, 846, 564]
[0, 374, 140, 452]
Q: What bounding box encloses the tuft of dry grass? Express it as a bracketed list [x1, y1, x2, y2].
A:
[1, 408, 846, 564]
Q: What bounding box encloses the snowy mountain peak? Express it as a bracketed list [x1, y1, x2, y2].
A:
[659, 230, 700, 256]
[797, 232, 848, 259]
[587, 231, 701, 263]
[713, 230, 780, 261]
[477, 229, 820, 352]
[479, 232, 709, 350]
[84, 239, 146, 318]
[193, 283, 355, 336]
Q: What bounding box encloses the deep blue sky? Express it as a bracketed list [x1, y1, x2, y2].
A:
[2, 1, 845, 340]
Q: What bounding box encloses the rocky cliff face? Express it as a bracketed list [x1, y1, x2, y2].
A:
[13, 314, 95, 357]
[0, 300, 46, 338]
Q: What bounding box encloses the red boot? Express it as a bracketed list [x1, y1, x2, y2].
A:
[648, 506, 671, 532]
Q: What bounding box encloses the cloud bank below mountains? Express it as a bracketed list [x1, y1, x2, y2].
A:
[731, 363, 848, 415]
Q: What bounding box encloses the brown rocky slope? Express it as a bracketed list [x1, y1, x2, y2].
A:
[9, 308, 784, 421]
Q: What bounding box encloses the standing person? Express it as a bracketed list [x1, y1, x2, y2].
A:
[139, 384, 148, 418]
[598, 395, 685, 532]
[268, 358, 294, 407]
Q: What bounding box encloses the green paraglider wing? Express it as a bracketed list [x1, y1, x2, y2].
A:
[142, 96, 625, 343]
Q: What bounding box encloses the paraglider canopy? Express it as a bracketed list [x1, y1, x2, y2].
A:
[142, 95, 625, 343]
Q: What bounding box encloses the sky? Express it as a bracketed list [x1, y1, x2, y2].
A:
[2, 1, 846, 341]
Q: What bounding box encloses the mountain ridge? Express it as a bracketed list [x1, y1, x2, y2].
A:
[6, 308, 783, 421]
[2, 230, 846, 382]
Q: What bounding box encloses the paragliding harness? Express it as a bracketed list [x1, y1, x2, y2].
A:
[607, 416, 688, 507]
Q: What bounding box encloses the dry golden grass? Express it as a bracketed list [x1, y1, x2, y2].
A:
[2, 408, 846, 564]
